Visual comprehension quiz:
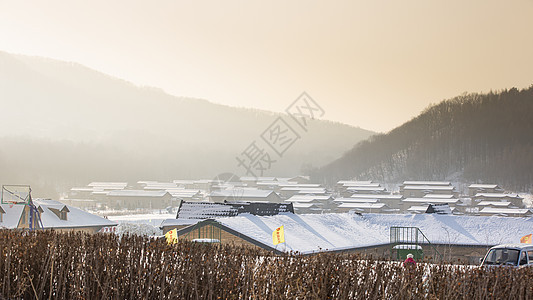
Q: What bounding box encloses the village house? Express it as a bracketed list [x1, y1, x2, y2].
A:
[209, 189, 282, 203]
[285, 195, 333, 214]
[105, 190, 175, 210]
[402, 198, 462, 213]
[400, 197, 464, 213]
[332, 197, 379, 213]
[255, 180, 287, 192]
[334, 180, 383, 197]
[472, 193, 524, 208]
[166, 189, 203, 202]
[399, 181, 455, 198]
[68, 182, 128, 199]
[476, 201, 512, 210]
[0, 199, 116, 233]
[468, 184, 504, 197]
[349, 194, 404, 209]
[401, 185, 457, 198]
[336, 202, 391, 214]
[279, 187, 328, 198]
[343, 186, 387, 197]
[478, 207, 532, 217]
[160, 201, 293, 234]
[335, 180, 373, 190]
[407, 203, 454, 215]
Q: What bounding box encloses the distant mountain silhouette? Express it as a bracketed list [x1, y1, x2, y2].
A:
[313, 86, 533, 191]
[0, 51, 374, 197]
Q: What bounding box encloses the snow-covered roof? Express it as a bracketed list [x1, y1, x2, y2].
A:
[337, 203, 387, 209]
[346, 187, 385, 191]
[177, 201, 292, 219]
[403, 185, 454, 191]
[107, 190, 169, 197]
[70, 187, 96, 192]
[169, 190, 202, 198]
[278, 184, 322, 188]
[34, 199, 116, 229]
[342, 183, 381, 187]
[210, 189, 276, 198]
[423, 194, 455, 199]
[280, 187, 325, 192]
[350, 194, 403, 200]
[143, 183, 178, 190]
[215, 213, 533, 253]
[172, 180, 196, 185]
[88, 182, 127, 188]
[333, 198, 379, 203]
[468, 184, 500, 189]
[297, 190, 328, 195]
[402, 198, 460, 204]
[336, 180, 373, 185]
[477, 201, 512, 207]
[479, 207, 531, 215]
[256, 181, 284, 186]
[286, 195, 331, 203]
[240, 177, 276, 182]
[402, 181, 451, 186]
[407, 205, 429, 213]
[475, 193, 522, 199]
[0, 204, 24, 228]
[292, 202, 320, 209]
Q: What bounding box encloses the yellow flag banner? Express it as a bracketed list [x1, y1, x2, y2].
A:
[272, 225, 285, 245]
[165, 228, 178, 245]
[520, 233, 532, 244]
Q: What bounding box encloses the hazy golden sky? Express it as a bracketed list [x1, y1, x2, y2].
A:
[1, 0, 532, 132]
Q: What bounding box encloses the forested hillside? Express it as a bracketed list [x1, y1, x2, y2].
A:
[313, 86, 533, 191]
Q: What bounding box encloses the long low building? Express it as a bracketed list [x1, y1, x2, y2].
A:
[336, 203, 390, 213]
[105, 190, 175, 209]
[349, 194, 403, 209]
[401, 185, 456, 197]
[174, 212, 533, 262]
[478, 207, 532, 217]
[209, 189, 282, 203]
[473, 193, 524, 208]
[333, 198, 380, 204]
[401, 197, 463, 213]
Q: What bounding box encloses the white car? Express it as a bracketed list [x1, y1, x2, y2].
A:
[480, 244, 533, 268]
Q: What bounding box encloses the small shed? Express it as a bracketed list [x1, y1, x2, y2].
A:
[392, 244, 424, 260]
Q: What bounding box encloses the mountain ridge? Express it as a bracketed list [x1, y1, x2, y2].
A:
[313, 86, 533, 191]
[0, 51, 375, 197]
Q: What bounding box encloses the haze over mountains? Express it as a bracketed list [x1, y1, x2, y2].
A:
[313, 86, 533, 192]
[0, 51, 374, 197]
